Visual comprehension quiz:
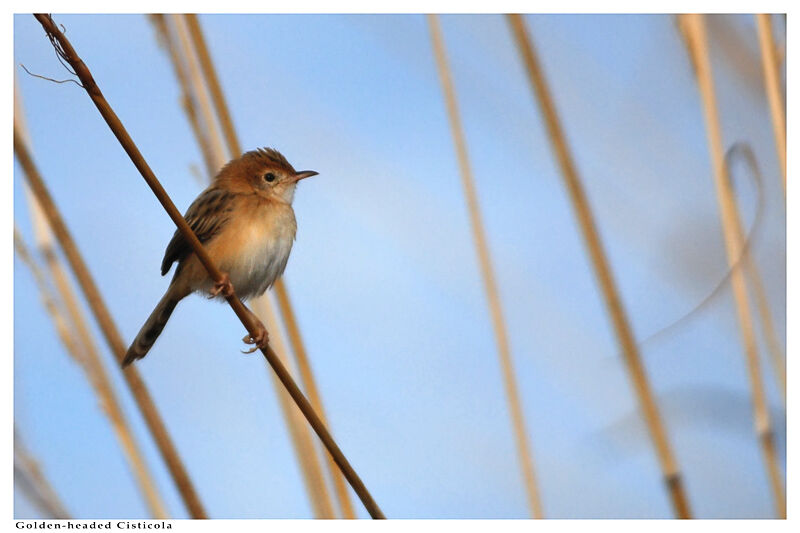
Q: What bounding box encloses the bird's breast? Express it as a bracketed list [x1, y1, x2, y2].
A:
[217, 200, 297, 299]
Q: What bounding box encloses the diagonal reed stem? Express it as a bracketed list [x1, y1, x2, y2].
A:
[149, 14, 219, 179]
[15, 124, 208, 519]
[680, 14, 785, 518]
[271, 280, 355, 518]
[14, 429, 72, 519]
[183, 13, 357, 519]
[153, 13, 337, 518]
[170, 14, 227, 174]
[506, 14, 691, 518]
[32, 13, 383, 519]
[428, 14, 544, 519]
[744, 260, 786, 403]
[724, 147, 786, 404]
[251, 297, 337, 518]
[754, 14, 786, 196]
[14, 227, 83, 365]
[15, 85, 170, 519]
[14, 226, 170, 519]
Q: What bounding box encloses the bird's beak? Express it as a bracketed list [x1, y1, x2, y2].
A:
[291, 170, 318, 183]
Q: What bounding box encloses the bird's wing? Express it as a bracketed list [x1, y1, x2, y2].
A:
[160, 187, 237, 276]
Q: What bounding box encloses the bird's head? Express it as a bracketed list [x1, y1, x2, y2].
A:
[217, 147, 317, 204]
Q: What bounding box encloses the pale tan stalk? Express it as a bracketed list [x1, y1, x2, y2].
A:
[680, 14, 785, 518]
[754, 14, 786, 195]
[16, 85, 169, 519]
[149, 14, 218, 179]
[14, 228, 82, 365]
[15, 228, 171, 519]
[16, 123, 208, 518]
[14, 429, 72, 519]
[429, 14, 543, 519]
[170, 14, 227, 175]
[507, 14, 691, 518]
[252, 297, 337, 518]
[744, 259, 786, 402]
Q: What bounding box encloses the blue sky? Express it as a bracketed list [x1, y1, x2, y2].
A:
[13, 14, 785, 518]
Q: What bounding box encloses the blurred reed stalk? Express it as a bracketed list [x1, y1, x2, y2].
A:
[169, 14, 228, 174]
[252, 297, 337, 518]
[754, 14, 786, 195]
[14, 429, 72, 519]
[725, 147, 786, 403]
[15, 87, 170, 519]
[428, 14, 544, 519]
[31, 14, 383, 519]
[15, 124, 208, 519]
[679, 14, 785, 518]
[744, 258, 786, 404]
[14, 227, 83, 363]
[677, 18, 786, 404]
[149, 14, 219, 179]
[506, 14, 691, 518]
[14, 228, 170, 519]
[183, 13, 357, 519]
[151, 13, 338, 518]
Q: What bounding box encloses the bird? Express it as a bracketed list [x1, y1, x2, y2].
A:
[123, 147, 318, 367]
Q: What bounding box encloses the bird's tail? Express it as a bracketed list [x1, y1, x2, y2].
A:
[123, 289, 182, 367]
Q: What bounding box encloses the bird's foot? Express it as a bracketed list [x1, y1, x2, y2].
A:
[209, 272, 234, 299]
[242, 325, 269, 354]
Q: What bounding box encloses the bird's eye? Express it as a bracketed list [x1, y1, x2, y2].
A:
[264, 172, 276, 183]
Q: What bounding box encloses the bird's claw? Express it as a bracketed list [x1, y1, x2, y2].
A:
[241, 328, 269, 354]
[209, 273, 234, 299]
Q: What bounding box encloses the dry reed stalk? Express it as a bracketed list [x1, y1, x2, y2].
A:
[15, 86, 170, 519]
[160, 14, 337, 517]
[724, 147, 786, 403]
[170, 14, 227, 175]
[15, 125, 208, 519]
[680, 14, 785, 518]
[428, 14, 543, 519]
[183, 13, 357, 519]
[14, 430, 72, 519]
[745, 261, 786, 402]
[252, 297, 337, 518]
[32, 14, 384, 519]
[44, 247, 172, 520]
[754, 14, 786, 195]
[270, 282, 356, 518]
[506, 14, 691, 518]
[149, 14, 218, 179]
[14, 228, 83, 364]
[182, 14, 240, 170]
[15, 228, 170, 519]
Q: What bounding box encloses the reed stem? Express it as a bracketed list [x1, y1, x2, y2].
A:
[15, 430, 72, 519]
[15, 87, 170, 519]
[14, 227, 170, 519]
[15, 123, 208, 518]
[429, 14, 543, 519]
[754, 14, 786, 196]
[149, 14, 218, 180]
[680, 14, 785, 518]
[507, 13, 691, 518]
[252, 297, 337, 518]
[170, 14, 227, 174]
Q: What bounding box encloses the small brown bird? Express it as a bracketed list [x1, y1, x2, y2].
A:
[123, 148, 317, 366]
